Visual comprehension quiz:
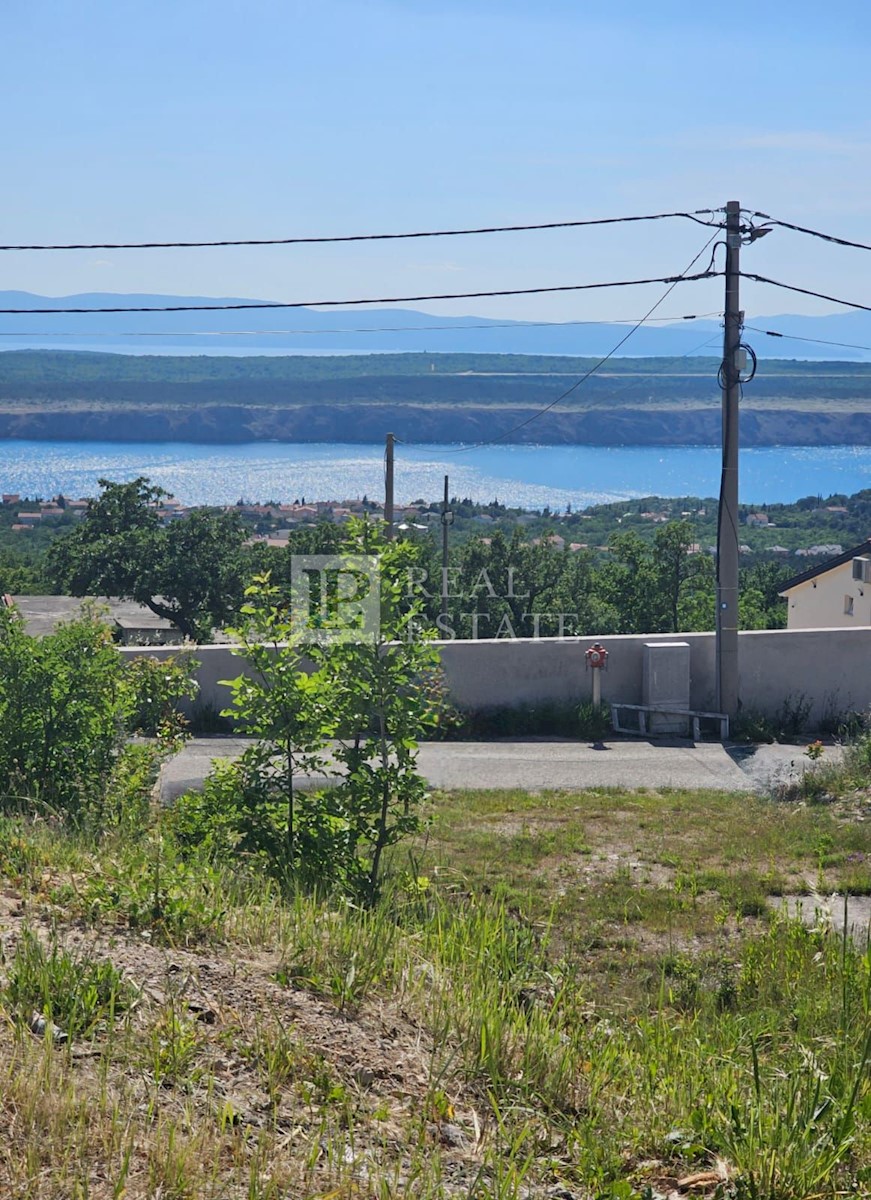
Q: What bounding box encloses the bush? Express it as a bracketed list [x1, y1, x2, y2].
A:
[125, 652, 199, 740]
[0, 608, 196, 835]
[0, 606, 131, 825]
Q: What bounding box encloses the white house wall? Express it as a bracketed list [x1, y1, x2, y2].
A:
[784, 561, 871, 629]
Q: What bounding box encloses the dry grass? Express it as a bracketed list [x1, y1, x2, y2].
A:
[1, 786, 870, 1198]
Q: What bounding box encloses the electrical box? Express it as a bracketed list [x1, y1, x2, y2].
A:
[852, 557, 871, 583]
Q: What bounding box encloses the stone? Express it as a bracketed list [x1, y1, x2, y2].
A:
[439, 1122, 468, 1149]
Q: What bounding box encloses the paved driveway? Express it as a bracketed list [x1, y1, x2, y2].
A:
[157, 736, 810, 801]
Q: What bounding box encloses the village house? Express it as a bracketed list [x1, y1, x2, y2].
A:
[779, 538, 871, 628]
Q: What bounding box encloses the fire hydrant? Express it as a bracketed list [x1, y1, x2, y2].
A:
[585, 642, 608, 707]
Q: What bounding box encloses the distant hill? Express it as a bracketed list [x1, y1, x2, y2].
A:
[1, 348, 871, 446]
[1, 291, 870, 360]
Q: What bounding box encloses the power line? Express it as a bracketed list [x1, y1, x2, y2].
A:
[741, 272, 871, 314]
[0, 312, 723, 338]
[439, 231, 721, 453]
[744, 324, 871, 355]
[0, 271, 721, 316]
[748, 212, 871, 254]
[0, 209, 722, 252]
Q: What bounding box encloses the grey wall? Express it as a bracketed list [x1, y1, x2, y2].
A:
[120, 626, 871, 727]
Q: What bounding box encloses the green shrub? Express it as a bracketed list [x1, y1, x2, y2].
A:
[125, 652, 198, 740]
[0, 606, 131, 825]
[170, 760, 352, 890]
[216, 521, 441, 902]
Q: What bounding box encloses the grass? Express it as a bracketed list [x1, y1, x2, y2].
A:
[0, 785, 870, 1197]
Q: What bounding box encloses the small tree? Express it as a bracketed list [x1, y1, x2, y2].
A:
[219, 574, 336, 885]
[205, 522, 440, 899]
[311, 520, 440, 899]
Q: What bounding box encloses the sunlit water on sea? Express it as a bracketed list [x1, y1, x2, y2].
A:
[1, 441, 869, 508]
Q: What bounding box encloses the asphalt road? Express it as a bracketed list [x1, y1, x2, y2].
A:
[159, 737, 828, 801]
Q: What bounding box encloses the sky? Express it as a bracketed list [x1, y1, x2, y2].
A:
[2, 0, 871, 327]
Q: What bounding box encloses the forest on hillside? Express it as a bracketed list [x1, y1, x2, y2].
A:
[1, 351, 870, 444]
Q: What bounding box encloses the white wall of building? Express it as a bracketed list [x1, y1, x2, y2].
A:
[784, 560, 871, 629]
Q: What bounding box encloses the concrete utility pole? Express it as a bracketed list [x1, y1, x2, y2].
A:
[717, 201, 742, 721]
[441, 474, 452, 620]
[384, 432, 395, 540]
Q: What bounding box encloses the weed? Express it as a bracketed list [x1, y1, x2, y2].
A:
[774, 691, 813, 740]
[734, 693, 813, 744]
[277, 895, 400, 1010]
[147, 998, 204, 1088]
[1, 928, 133, 1041]
[733, 707, 778, 743]
[55, 838, 228, 944]
[444, 701, 583, 739]
[578, 700, 612, 740]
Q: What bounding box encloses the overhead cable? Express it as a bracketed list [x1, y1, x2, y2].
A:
[0, 272, 721, 316]
[749, 212, 871, 254]
[744, 325, 871, 355]
[740, 272, 871, 314]
[0, 210, 722, 252]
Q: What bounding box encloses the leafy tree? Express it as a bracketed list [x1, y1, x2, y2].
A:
[313, 520, 440, 899]
[652, 519, 706, 633]
[49, 477, 250, 641]
[0, 548, 52, 594]
[217, 573, 334, 884]
[188, 521, 440, 900]
[600, 531, 663, 633]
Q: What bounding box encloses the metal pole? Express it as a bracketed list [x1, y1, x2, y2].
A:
[384, 432, 395, 540]
[441, 474, 449, 620]
[716, 201, 741, 720]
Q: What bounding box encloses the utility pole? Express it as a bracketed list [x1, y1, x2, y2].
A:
[440, 474, 453, 621]
[384, 432, 395, 540]
[716, 201, 742, 722]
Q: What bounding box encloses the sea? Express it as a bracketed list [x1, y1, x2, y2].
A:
[0, 441, 868, 509]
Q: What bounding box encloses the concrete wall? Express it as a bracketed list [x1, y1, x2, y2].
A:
[120, 625, 871, 728]
[785, 560, 871, 629]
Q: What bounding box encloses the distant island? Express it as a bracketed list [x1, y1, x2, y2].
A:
[1, 349, 871, 446]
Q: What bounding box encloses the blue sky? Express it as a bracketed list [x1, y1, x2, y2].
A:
[3, 0, 870, 323]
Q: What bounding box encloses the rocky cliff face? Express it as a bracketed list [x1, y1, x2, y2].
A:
[0, 403, 868, 446]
